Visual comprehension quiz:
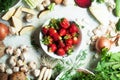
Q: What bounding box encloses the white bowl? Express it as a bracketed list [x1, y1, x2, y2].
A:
[55, 68, 94, 80]
[39, 18, 82, 59]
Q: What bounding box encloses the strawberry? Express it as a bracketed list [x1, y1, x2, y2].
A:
[57, 48, 65, 56]
[42, 36, 53, 45]
[48, 28, 57, 36]
[74, 0, 92, 8]
[69, 23, 79, 33]
[65, 38, 73, 46]
[73, 37, 80, 45]
[58, 40, 65, 48]
[64, 45, 73, 55]
[42, 27, 48, 35]
[48, 44, 57, 52]
[60, 18, 70, 29]
[52, 33, 61, 41]
[64, 33, 72, 39]
[59, 28, 67, 36]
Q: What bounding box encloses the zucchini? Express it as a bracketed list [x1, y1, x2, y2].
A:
[115, 0, 120, 17]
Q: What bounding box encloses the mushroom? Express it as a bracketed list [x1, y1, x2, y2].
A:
[42, 0, 51, 7]
[9, 27, 17, 35]
[28, 62, 37, 70]
[25, 13, 35, 23]
[33, 69, 40, 77]
[0, 63, 6, 72]
[20, 65, 28, 72]
[9, 56, 17, 67]
[6, 46, 14, 55]
[6, 68, 13, 74]
[13, 67, 19, 72]
[17, 59, 24, 67]
[36, 4, 45, 11]
[20, 45, 28, 53]
[13, 48, 21, 57]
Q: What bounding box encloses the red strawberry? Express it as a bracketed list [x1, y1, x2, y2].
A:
[60, 18, 70, 29]
[64, 33, 72, 39]
[48, 44, 57, 52]
[48, 28, 57, 36]
[57, 48, 65, 56]
[42, 27, 48, 35]
[59, 28, 67, 36]
[69, 23, 79, 33]
[73, 37, 80, 45]
[65, 38, 73, 46]
[64, 45, 73, 55]
[58, 40, 65, 48]
[74, 0, 92, 8]
[52, 33, 61, 41]
[42, 36, 53, 45]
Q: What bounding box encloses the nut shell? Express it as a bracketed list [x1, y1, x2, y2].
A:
[9, 72, 26, 80]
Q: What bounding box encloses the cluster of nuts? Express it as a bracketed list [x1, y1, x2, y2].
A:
[0, 45, 40, 77]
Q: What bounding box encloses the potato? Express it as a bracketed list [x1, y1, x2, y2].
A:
[9, 72, 26, 80]
[0, 72, 8, 80]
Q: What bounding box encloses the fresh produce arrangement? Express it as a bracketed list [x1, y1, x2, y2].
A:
[0, 0, 120, 80]
[41, 18, 81, 57]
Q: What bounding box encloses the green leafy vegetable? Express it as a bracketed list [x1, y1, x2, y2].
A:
[116, 19, 120, 31]
[0, 0, 18, 13]
[96, 0, 105, 3]
[115, 0, 120, 17]
[95, 51, 120, 80]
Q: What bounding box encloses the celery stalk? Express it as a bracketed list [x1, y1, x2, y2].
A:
[115, 0, 120, 17]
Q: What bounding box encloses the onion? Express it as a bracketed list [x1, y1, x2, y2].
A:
[95, 36, 112, 52]
[0, 23, 9, 41]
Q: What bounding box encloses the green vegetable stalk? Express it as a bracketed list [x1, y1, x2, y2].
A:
[115, 0, 120, 17]
[116, 19, 120, 31]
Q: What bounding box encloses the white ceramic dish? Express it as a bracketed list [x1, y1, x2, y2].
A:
[39, 18, 82, 59]
[55, 68, 94, 80]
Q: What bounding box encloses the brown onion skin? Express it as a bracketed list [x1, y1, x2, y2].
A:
[0, 23, 9, 41]
[95, 37, 112, 52]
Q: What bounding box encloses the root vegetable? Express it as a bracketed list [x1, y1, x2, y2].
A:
[38, 67, 47, 80]
[43, 68, 50, 80]
[95, 36, 112, 52]
[95, 35, 120, 52]
[0, 23, 9, 41]
[47, 69, 52, 80]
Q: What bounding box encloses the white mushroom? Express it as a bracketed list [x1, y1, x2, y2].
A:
[20, 45, 28, 53]
[19, 54, 25, 61]
[0, 63, 6, 72]
[14, 48, 21, 57]
[20, 65, 28, 72]
[42, 0, 51, 7]
[9, 56, 17, 67]
[63, 0, 75, 6]
[36, 4, 45, 11]
[6, 68, 13, 74]
[9, 27, 17, 35]
[17, 59, 24, 67]
[6, 46, 14, 55]
[28, 62, 37, 70]
[25, 14, 35, 23]
[13, 67, 19, 72]
[33, 69, 40, 77]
